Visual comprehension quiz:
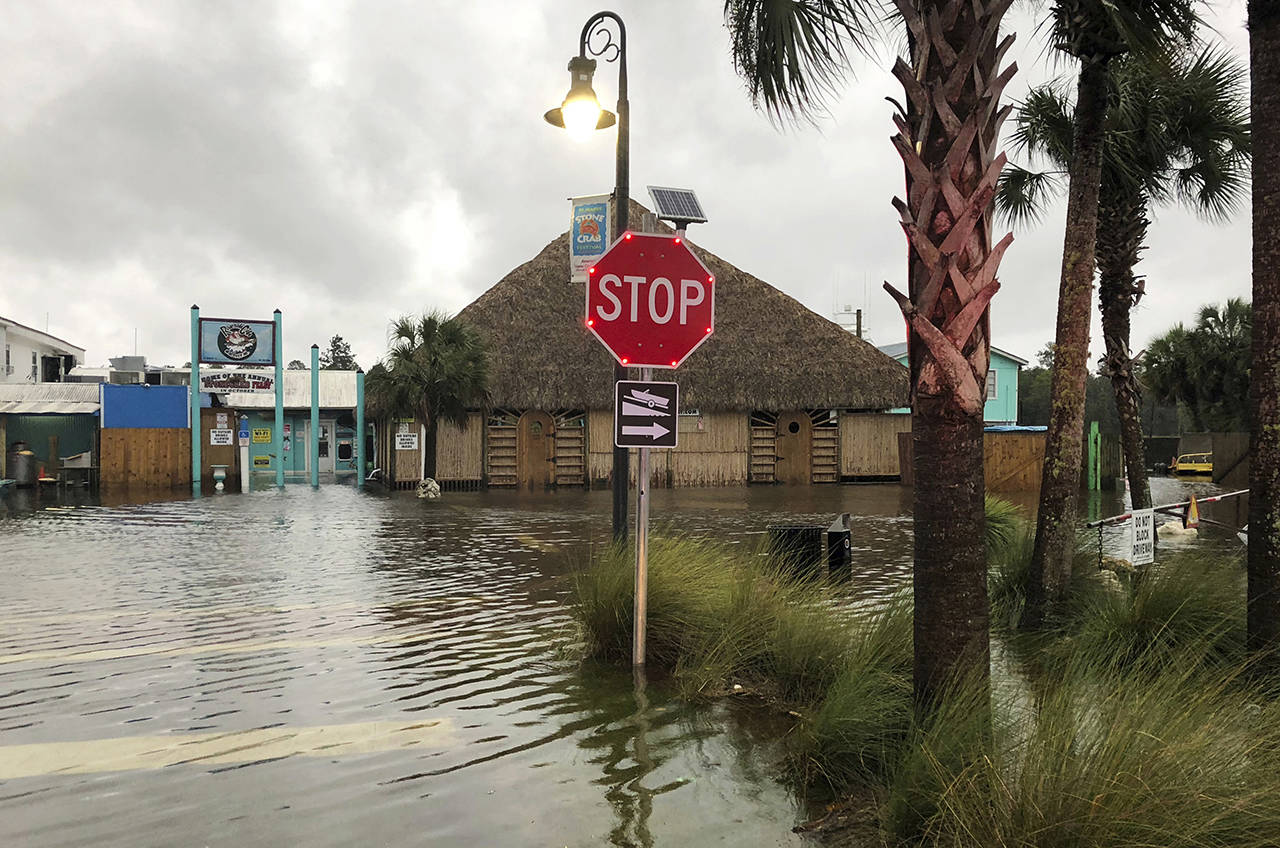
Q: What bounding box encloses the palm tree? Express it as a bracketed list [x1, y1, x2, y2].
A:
[1144, 299, 1252, 432]
[365, 311, 489, 478]
[724, 0, 1017, 704]
[1248, 0, 1280, 661]
[998, 48, 1250, 511]
[1025, 0, 1198, 627]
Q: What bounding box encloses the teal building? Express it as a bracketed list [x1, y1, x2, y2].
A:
[876, 343, 1027, 426]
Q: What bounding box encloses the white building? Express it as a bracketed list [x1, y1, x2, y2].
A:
[0, 316, 85, 384]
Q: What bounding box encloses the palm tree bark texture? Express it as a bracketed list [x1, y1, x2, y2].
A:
[1248, 0, 1280, 660]
[1096, 188, 1152, 509]
[1024, 59, 1109, 628]
[882, 0, 1016, 704]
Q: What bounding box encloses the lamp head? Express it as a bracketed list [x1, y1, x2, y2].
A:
[544, 55, 616, 141]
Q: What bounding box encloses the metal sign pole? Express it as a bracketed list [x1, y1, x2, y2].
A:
[633, 366, 652, 667]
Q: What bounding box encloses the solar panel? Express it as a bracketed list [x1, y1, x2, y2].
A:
[647, 186, 707, 225]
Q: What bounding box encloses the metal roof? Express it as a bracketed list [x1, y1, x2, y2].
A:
[223, 371, 359, 409]
[0, 383, 100, 414]
[0, 316, 86, 356]
[876, 342, 1028, 366]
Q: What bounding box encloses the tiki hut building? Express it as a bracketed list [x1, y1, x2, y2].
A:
[398, 207, 910, 489]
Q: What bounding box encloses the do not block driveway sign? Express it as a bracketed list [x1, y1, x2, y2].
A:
[615, 381, 679, 449]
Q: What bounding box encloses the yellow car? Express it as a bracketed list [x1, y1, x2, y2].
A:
[1170, 452, 1213, 476]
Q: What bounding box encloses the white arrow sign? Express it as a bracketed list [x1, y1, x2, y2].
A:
[621, 422, 670, 440]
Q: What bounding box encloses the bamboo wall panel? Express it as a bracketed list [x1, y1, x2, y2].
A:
[588, 410, 751, 487]
[101, 428, 191, 488]
[840, 413, 911, 477]
[392, 419, 422, 482]
[434, 413, 483, 481]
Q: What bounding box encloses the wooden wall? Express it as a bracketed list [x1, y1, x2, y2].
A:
[587, 410, 749, 487]
[840, 412, 911, 477]
[899, 430, 1046, 494]
[393, 420, 422, 483]
[101, 429, 191, 488]
[435, 413, 483, 482]
[200, 409, 239, 482]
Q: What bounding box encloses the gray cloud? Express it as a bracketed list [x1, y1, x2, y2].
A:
[0, 0, 1254, 379]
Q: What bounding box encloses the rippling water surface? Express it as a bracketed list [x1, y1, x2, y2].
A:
[0, 484, 920, 848]
[0, 479, 1242, 847]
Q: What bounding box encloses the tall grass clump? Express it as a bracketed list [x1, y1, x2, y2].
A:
[573, 535, 851, 700]
[984, 495, 1024, 556]
[803, 595, 914, 788]
[922, 653, 1280, 847]
[1075, 551, 1247, 667]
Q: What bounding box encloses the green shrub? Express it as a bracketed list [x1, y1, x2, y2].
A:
[984, 495, 1025, 557]
[923, 654, 1280, 847]
[1075, 551, 1246, 667]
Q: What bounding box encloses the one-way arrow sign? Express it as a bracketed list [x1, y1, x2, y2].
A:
[615, 381, 678, 449]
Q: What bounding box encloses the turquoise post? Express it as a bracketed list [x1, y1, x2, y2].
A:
[355, 368, 365, 489]
[190, 305, 201, 495]
[310, 344, 320, 488]
[274, 310, 284, 489]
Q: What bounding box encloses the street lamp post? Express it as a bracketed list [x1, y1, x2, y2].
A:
[546, 11, 630, 543]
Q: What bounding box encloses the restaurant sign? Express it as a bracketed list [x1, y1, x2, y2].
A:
[199, 318, 276, 366]
[199, 371, 275, 393]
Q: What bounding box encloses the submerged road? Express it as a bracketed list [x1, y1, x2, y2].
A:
[3, 486, 894, 848]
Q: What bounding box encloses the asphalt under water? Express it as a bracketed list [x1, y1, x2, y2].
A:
[0, 479, 1242, 846]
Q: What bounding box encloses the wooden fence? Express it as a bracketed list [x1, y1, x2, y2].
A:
[434, 413, 483, 483]
[899, 430, 1047, 493]
[100, 429, 191, 488]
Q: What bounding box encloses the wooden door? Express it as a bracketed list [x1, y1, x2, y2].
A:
[774, 411, 812, 485]
[518, 411, 555, 489]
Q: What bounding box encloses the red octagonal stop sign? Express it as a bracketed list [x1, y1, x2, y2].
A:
[584, 232, 715, 369]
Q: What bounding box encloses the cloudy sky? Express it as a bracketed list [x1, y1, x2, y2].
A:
[0, 0, 1252, 372]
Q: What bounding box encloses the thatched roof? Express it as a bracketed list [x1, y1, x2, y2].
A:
[458, 202, 909, 412]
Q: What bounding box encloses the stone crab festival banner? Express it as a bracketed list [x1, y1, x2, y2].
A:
[569, 194, 611, 284]
[198, 318, 276, 366]
[198, 370, 275, 393]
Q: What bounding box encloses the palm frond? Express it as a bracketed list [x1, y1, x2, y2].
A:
[996, 165, 1064, 227]
[1012, 84, 1075, 168]
[723, 0, 881, 124]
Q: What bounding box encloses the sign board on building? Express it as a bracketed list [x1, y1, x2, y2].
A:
[251, 427, 272, 444]
[209, 429, 234, 446]
[586, 232, 715, 369]
[615, 381, 679, 448]
[199, 370, 275, 393]
[198, 318, 277, 366]
[1130, 509, 1155, 565]
[395, 432, 419, 451]
[570, 194, 611, 283]
[253, 455, 271, 468]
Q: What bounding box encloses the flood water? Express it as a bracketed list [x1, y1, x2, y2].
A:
[0, 478, 1244, 847]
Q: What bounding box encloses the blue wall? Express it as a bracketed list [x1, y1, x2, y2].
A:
[101, 384, 189, 429]
[887, 349, 1022, 424]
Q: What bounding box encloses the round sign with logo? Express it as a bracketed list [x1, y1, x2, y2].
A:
[217, 324, 258, 361]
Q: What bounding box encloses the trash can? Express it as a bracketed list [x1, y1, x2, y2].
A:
[767, 524, 825, 576]
[827, 513, 852, 579]
[9, 449, 36, 487]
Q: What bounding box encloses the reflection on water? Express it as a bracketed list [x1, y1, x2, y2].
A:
[0, 478, 1243, 847]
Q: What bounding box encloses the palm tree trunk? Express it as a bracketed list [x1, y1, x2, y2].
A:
[1248, 0, 1280, 660]
[425, 421, 439, 479]
[1096, 187, 1152, 509]
[1024, 59, 1109, 628]
[885, 0, 1015, 705]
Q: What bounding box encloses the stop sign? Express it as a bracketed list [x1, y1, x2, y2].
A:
[584, 232, 715, 369]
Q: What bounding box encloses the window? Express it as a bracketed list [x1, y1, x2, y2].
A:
[3, 344, 9, 376]
[985, 371, 998, 400]
[30, 352, 38, 382]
